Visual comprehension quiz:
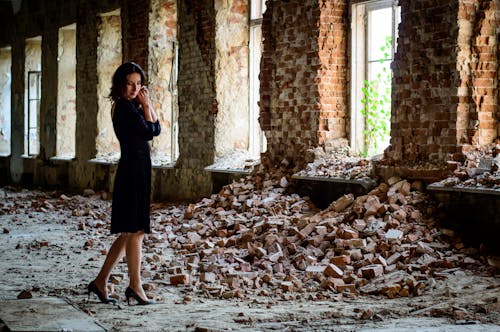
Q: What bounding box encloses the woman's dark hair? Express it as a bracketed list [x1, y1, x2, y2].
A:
[109, 62, 147, 101]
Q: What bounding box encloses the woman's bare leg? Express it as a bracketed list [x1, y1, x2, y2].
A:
[93, 234, 127, 297]
[125, 231, 149, 300]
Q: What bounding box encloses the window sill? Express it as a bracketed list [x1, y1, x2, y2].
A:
[291, 174, 377, 191]
[427, 183, 500, 196]
[20, 154, 38, 159]
[50, 156, 75, 162]
[87, 158, 118, 166]
[204, 165, 252, 175]
[0, 153, 11, 158]
[152, 162, 176, 170]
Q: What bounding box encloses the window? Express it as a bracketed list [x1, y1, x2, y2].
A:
[148, 0, 178, 167]
[56, 23, 77, 159]
[95, 9, 122, 162]
[0, 47, 11, 156]
[351, 0, 400, 157]
[207, 0, 266, 171]
[24, 37, 42, 157]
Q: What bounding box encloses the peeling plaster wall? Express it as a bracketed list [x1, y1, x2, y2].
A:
[0, 48, 11, 156]
[214, 0, 250, 158]
[148, 0, 178, 163]
[56, 27, 76, 158]
[96, 12, 121, 159]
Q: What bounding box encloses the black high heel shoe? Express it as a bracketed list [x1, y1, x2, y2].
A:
[125, 287, 155, 305]
[87, 281, 117, 304]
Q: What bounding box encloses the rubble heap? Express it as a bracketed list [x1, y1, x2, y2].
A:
[438, 141, 500, 189]
[3, 169, 492, 303]
[294, 156, 373, 181]
[146, 173, 487, 301]
[293, 142, 373, 181]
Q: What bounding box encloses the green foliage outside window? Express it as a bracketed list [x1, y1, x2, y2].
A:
[360, 36, 392, 157]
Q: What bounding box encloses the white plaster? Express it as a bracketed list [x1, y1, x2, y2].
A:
[214, 0, 251, 158]
[57, 24, 77, 158]
[0, 47, 11, 156]
[96, 12, 122, 158]
[148, 0, 178, 164]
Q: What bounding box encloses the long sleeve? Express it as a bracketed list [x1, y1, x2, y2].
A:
[149, 120, 161, 137]
[114, 99, 159, 141]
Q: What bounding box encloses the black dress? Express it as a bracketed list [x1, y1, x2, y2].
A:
[111, 98, 161, 234]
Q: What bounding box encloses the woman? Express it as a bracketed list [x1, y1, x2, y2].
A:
[87, 62, 160, 305]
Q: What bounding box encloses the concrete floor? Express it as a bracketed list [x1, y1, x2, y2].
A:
[0, 187, 499, 331]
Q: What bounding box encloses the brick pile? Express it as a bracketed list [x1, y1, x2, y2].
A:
[5, 169, 493, 302]
[437, 140, 500, 189]
[144, 171, 488, 301]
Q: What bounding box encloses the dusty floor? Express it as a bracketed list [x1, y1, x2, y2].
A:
[0, 186, 499, 331]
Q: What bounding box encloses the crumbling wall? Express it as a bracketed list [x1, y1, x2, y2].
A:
[387, 0, 498, 166]
[148, 0, 178, 164]
[56, 26, 76, 158]
[495, 0, 500, 139]
[0, 48, 10, 156]
[457, 0, 498, 148]
[71, 1, 120, 190]
[123, 0, 151, 71]
[260, 0, 348, 166]
[173, 0, 216, 199]
[96, 11, 121, 159]
[214, 0, 250, 158]
[317, 0, 348, 151]
[387, 1, 460, 164]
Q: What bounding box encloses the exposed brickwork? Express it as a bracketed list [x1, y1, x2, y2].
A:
[317, 0, 348, 148]
[457, 0, 498, 148]
[260, 0, 348, 166]
[497, 0, 500, 139]
[123, 0, 150, 72]
[387, 0, 498, 165]
[259, 0, 273, 132]
[387, 0, 461, 163]
[173, 0, 216, 199]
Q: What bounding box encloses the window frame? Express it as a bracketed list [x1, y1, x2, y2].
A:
[350, 0, 400, 157]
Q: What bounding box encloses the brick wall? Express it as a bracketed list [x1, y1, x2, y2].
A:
[387, 0, 498, 165]
[317, 0, 348, 149]
[173, 0, 216, 199]
[457, 0, 498, 148]
[387, 0, 461, 163]
[497, 0, 500, 139]
[260, 0, 348, 166]
[123, 0, 150, 71]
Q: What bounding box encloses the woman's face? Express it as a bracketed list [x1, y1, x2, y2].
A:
[123, 72, 142, 100]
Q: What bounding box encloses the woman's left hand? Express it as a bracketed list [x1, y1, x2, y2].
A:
[136, 86, 150, 108]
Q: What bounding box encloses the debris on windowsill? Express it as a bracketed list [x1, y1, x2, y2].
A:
[205, 151, 260, 173]
[431, 140, 500, 191]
